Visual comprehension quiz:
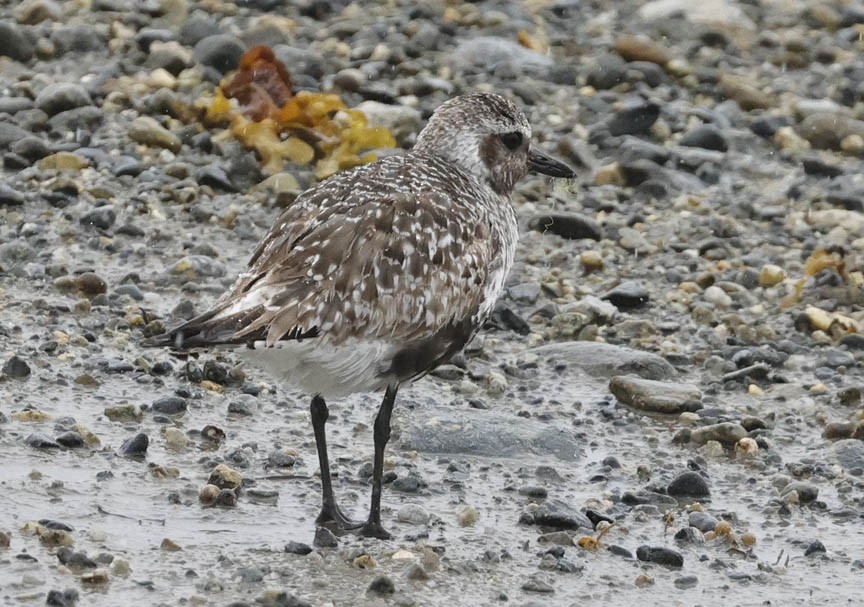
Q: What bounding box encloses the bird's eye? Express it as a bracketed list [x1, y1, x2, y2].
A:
[500, 131, 523, 150]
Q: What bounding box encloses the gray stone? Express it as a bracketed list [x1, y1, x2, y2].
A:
[781, 481, 819, 504]
[603, 280, 650, 310]
[169, 255, 227, 280]
[679, 124, 729, 152]
[529, 499, 593, 530]
[272, 45, 325, 79]
[0, 122, 32, 148]
[398, 407, 580, 461]
[152, 396, 187, 415]
[80, 206, 116, 230]
[605, 99, 660, 136]
[26, 432, 61, 449]
[397, 504, 430, 525]
[609, 376, 701, 414]
[569, 295, 619, 325]
[50, 25, 105, 54]
[690, 422, 748, 446]
[3, 355, 30, 379]
[451, 36, 554, 77]
[0, 21, 35, 62]
[34, 83, 93, 117]
[687, 511, 718, 532]
[119, 433, 149, 458]
[799, 112, 864, 150]
[530, 342, 676, 380]
[636, 545, 683, 567]
[528, 213, 602, 241]
[192, 34, 246, 73]
[0, 185, 25, 206]
[667, 471, 710, 497]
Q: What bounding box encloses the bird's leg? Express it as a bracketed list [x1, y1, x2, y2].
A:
[310, 395, 360, 531]
[359, 385, 398, 539]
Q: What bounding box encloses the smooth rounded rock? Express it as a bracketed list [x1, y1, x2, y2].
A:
[192, 34, 245, 73]
[35, 83, 92, 116]
[610, 376, 701, 414]
[636, 545, 683, 567]
[667, 471, 710, 497]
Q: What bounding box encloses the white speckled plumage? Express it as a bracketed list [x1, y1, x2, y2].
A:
[148, 92, 573, 538]
[156, 92, 561, 396]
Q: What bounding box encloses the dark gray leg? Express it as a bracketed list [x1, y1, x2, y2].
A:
[359, 385, 398, 539]
[310, 395, 360, 530]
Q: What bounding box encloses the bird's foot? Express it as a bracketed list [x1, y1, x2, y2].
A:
[316, 503, 362, 533]
[358, 520, 392, 540]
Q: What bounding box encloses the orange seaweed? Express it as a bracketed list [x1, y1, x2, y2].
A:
[205, 45, 396, 178]
[222, 45, 294, 121]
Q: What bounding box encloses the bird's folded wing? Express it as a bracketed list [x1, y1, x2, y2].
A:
[174, 186, 496, 348]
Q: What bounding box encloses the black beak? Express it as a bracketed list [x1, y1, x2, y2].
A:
[528, 148, 576, 178]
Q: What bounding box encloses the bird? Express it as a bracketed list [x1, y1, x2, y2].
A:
[144, 92, 575, 539]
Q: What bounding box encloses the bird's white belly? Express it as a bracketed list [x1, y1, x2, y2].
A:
[239, 338, 395, 398]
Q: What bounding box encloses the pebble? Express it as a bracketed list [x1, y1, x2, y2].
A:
[75, 272, 107, 296]
[799, 113, 864, 150]
[0, 21, 35, 62]
[152, 396, 188, 415]
[759, 264, 785, 287]
[45, 589, 79, 607]
[636, 545, 684, 567]
[805, 540, 827, 556]
[128, 117, 182, 153]
[690, 422, 748, 446]
[609, 376, 702, 414]
[674, 575, 699, 589]
[450, 37, 554, 77]
[26, 432, 62, 450]
[667, 471, 710, 498]
[284, 541, 312, 555]
[781, 481, 819, 504]
[718, 74, 772, 110]
[680, 124, 728, 152]
[703, 285, 732, 308]
[3, 355, 31, 379]
[313, 527, 338, 548]
[355, 101, 422, 146]
[367, 575, 395, 595]
[602, 280, 649, 309]
[605, 99, 660, 137]
[674, 527, 705, 544]
[530, 342, 676, 381]
[34, 83, 92, 116]
[614, 34, 670, 66]
[56, 431, 86, 449]
[528, 212, 602, 241]
[457, 506, 478, 527]
[528, 499, 593, 530]
[397, 504, 430, 526]
[192, 34, 246, 73]
[405, 563, 429, 581]
[80, 206, 116, 231]
[104, 404, 143, 422]
[170, 255, 227, 280]
[208, 464, 242, 490]
[119, 433, 149, 458]
[521, 575, 555, 593]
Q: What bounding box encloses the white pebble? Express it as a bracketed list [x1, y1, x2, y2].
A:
[704, 285, 732, 308]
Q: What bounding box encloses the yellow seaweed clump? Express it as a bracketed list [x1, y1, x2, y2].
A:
[202, 45, 395, 179]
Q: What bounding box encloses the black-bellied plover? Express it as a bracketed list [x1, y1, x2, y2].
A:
[145, 92, 574, 539]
